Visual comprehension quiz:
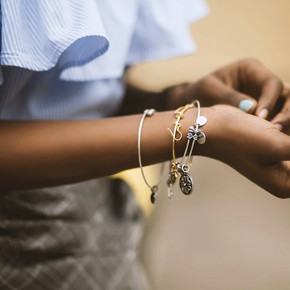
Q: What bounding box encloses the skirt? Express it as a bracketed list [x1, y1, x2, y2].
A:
[0, 178, 149, 290]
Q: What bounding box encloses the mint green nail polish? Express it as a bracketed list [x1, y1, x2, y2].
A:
[239, 100, 254, 112]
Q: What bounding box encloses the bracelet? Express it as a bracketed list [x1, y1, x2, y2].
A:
[167, 100, 207, 196]
[178, 100, 207, 195]
[138, 102, 207, 204]
[167, 103, 194, 198]
[168, 103, 195, 162]
[138, 109, 163, 204]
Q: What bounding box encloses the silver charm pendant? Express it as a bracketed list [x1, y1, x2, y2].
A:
[179, 173, 194, 195]
[187, 126, 199, 141]
[150, 186, 158, 204]
[196, 115, 207, 127]
[177, 164, 193, 195]
[187, 126, 206, 144]
[197, 131, 206, 144]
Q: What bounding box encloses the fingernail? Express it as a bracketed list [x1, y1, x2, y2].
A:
[274, 123, 283, 131]
[258, 108, 268, 119]
[239, 99, 255, 112]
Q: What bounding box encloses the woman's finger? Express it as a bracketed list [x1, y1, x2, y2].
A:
[255, 77, 283, 119]
[271, 86, 290, 134]
[271, 108, 290, 134]
[235, 59, 283, 119]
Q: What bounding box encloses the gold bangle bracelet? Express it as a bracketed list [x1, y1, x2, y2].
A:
[168, 103, 194, 162]
[167, 103, 195, 198]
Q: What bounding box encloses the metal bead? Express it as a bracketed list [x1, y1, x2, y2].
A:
[150, 191, 158, 204]
[167, 171, 177, 187]
[145, 109, 155, 117]
[182, 164, 190, 173]
[167, 188, 173, 199]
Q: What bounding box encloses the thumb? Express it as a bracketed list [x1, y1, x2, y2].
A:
[237, 95, 257, 113]
[223, 87, 257, 113]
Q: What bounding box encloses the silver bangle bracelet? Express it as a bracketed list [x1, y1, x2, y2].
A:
[178, 100, 207, 195]
[138, 108, 163, 204]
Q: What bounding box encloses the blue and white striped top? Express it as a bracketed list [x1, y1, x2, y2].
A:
[0, 0, 209, 120]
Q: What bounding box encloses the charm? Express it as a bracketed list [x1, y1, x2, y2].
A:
[197, 131, 206, 144]
[187, 126, 200, 141]
[150, 186, 158, 204]
[167, 171, 177, 187]
[196, 116, 207, 127]
[187, 126, 206, 144]
[177, 164, 193, 195]
[167, 168, 178, 199]
[179, 173, 194, 195]
[167, 187, 173, 199]
[177, 163, 190, 174]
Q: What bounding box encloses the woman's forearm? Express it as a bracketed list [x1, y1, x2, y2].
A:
[0, 111, 196, 191]
[1, 106, 289, 197]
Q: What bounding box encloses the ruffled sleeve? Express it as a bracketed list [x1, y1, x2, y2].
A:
[0, 0, 109, 79]
[126, 0, 209, 64]
[0, 0, 209, 83]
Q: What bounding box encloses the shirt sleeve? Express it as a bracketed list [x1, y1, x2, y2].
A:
[0, 0, 109, 79]
[126, 0, 209, 65]
[0, 0, 209, 83]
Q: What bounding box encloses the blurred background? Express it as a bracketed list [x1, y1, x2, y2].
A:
[126, 0, 290, 289]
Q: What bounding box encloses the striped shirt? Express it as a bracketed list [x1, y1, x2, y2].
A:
[0, 2, 209, 289]
[0, 0, 209, 120]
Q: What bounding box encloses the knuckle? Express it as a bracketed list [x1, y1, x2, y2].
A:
[197, 75, 218, 91]
[246, 57, 259, 63]
[240, 57, 261, 66]
[224, 90, 238, 104]
[197, 75, 212, 87]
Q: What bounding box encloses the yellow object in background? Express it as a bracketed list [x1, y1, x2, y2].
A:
[112, 165, 161, 217]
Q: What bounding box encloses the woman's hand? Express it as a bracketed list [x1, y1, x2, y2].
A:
[195, 105, 290, 198]
[172, 59, 290, 134]
[0, 104, 288, 196]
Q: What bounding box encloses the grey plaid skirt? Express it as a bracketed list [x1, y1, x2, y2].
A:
[0, 178, 149, 290]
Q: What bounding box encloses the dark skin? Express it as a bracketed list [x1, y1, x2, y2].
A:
[168, 58, 290, 134]
[0, 59, 289, 197]
[120, 59, 290, 135]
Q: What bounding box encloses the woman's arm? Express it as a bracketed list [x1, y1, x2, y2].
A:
[0, 106, 290, 197]
[0, 111, 178, 191]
